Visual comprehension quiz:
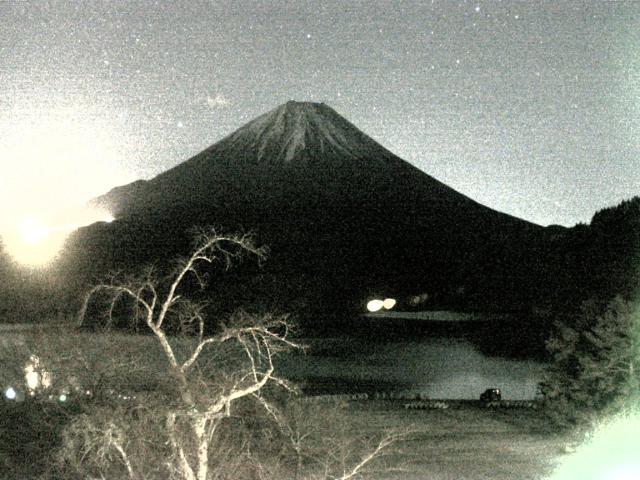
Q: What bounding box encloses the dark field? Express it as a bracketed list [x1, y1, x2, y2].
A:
[0, 397, 573, 480]
[338, 400, 572, 480]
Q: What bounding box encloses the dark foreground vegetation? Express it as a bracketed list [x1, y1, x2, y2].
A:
[0, 197, 639, 478]
[0, 396, 573, 480]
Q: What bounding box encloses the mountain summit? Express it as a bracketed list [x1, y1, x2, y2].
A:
[81, 101, 543, 316]
[218, 101, 398, 164]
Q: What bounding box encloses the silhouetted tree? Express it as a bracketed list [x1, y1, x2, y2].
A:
[580, 196, 640, 302]
[540, 296, 640, 426]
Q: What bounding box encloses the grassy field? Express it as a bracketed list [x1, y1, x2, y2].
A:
[339, 400, 573, 480]
[0, 396, 576, 480]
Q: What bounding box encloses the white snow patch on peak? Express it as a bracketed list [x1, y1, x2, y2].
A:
[223, 101, 394, 164]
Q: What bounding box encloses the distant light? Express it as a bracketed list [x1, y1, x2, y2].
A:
[4, 387, 17, 400]
[382, 298, 396, 310]
[103, 213, 115, 223]
[58, 394, 67, 402]
[367, 299, 384, 312]
[25, 371, 39, 390]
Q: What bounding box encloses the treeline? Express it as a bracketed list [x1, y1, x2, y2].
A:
[537, 197, 640, 426]
[2, 196, 639, 354]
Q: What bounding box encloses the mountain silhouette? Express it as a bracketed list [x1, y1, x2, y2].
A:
[69, 101, 546, 324]
[92, 102, 532, 223]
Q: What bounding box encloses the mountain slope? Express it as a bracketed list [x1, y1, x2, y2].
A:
[75, 101, 544, 317]
[92, 102, 528, 224]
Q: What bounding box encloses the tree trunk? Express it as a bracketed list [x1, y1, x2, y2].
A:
[295, 445, 303, 480]
[167, 413, 196, 480]
[195, 417, 209, 480]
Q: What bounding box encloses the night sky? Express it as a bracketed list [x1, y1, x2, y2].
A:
[1, 1, 639, 227]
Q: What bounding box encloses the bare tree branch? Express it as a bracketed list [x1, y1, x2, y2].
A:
[68, 228, 403, 480]
[332, 433, 400, 480]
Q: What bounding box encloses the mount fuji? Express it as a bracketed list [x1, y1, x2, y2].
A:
[70, 101, 546, 318]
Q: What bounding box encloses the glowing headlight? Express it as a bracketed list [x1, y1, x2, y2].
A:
[382, 298, 396, 310]
[367, 299, 384, 312]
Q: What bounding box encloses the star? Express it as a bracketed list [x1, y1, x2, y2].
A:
[0, 1, 632, 228]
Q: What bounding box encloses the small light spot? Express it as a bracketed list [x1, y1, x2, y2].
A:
[25, 371, 39, 390]
[383, 298, 397, 310]
[367, 299, 384, 312]
[4, 387, 16, 400]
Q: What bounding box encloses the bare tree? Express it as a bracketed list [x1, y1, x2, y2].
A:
[69, 229, 299, 480]
[27, 228, 406, 480]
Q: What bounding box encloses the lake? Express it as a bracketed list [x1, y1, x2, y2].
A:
[1, 323, 544, 401]
[278, 336, 544, 400]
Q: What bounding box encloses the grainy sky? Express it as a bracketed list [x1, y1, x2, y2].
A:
[1, 0, 639, 226]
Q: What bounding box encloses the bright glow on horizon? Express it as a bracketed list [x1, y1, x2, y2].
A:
[549, 411, 640, 480]
[3, 217, 67, 267]
[3, 207, 115, 267]
[0, 100, 131, 266]
[19, 217, 49, 245]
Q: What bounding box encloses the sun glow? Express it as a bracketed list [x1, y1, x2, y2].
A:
[0, 101, 130, 266]
[19, 217, 50, 245]
[3, 207, 115, 267]
[4, 219, 65, 267]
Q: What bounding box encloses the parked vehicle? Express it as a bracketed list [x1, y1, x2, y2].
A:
[480, 388, 501, 402]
